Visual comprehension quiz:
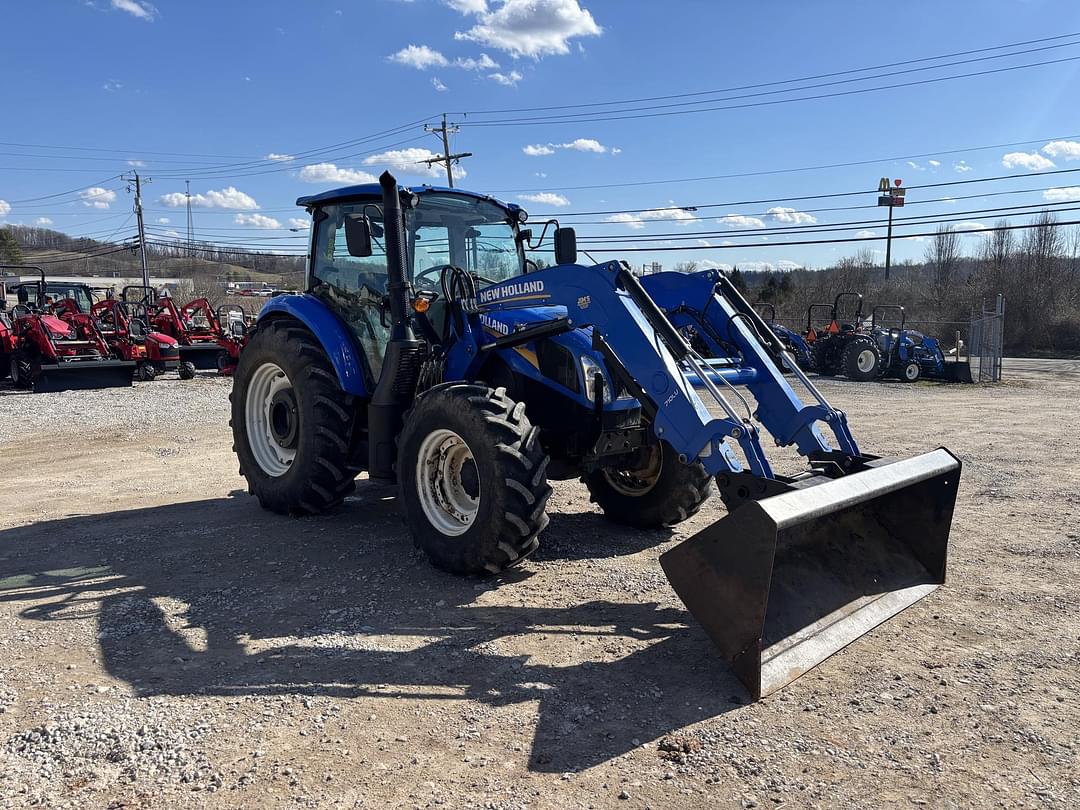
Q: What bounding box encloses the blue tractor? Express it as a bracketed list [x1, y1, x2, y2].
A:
[230, 171, 961, 699]
[751, 302, 814, 372]
[871, 305, 974, 383]
[807, 292, 883, 381]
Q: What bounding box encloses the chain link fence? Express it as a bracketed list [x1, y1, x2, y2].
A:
[966, 294, 1005, 383]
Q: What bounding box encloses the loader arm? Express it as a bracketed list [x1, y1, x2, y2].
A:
[455, 260, 859, 482]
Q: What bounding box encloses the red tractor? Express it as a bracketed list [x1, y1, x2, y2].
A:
[132, 286, 247, 375]
[0, 267, 134, 392]
[91, 297, 194, 381]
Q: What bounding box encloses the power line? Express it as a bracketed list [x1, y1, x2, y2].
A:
[464, 31, 1080, 116]
[461, 54, 1080, 128]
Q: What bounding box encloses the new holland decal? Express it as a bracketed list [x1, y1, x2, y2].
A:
[478, 280, 547, 305]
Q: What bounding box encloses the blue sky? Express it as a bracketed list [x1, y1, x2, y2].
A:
[3, 0, 1080, 272]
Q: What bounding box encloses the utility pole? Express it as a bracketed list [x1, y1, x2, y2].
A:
[876, 177, 906, 281]
[422, 114, 472, 188]
[123, 171, 151, 290]
[185, 180, 194, 257]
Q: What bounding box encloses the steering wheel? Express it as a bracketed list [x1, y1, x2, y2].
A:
[413, 264, 454, 289]
[11, 304, 33, 318]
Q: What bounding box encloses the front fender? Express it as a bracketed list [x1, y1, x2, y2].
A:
[258, 294, 368, 396]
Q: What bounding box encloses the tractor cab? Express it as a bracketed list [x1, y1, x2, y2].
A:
[298, 184, 560, 383]
[11, 281, 94, 315]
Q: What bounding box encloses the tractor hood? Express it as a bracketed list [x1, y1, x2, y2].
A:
[41, 314, 74, 338]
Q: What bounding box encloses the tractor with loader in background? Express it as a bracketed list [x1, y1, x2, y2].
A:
[1, 266, 135, 392]
[229, 172, 961, 700]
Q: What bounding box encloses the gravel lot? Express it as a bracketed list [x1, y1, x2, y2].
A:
[0, 367, 1077, 809]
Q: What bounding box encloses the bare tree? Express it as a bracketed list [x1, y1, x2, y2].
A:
[672, 261, 698, 274]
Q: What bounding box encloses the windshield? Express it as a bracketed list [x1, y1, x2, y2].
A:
[18, 283, 94, 313]
[311, 192, 523, 298]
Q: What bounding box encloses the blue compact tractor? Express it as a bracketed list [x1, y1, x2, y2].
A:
[871, 305, 973, 383]
[230, 171, 961, 699]
[751, 302, 814, 372]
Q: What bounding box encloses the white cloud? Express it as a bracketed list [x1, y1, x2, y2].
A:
[952, 221, 987, 232]
[454, 0, 601, 58]
[717, 214, 766, 229]
[489, 70, 523, 86]
[562, 137, 605, 153]
[157, 217, 170, 224]
[388, 44, 449, 70]
[431, 76, 449, 92]
[606, 204, 697, 229]
[517, 192, 570, 207]
[363, 148, 465, 179]
[767, 207, 816, 224]
[297, 163, 379, 185]
[954, 160, 973, 173]
[928, 159, 941, 167]
[265, 152, 294, 162]
[1002, 151, 1055, 171]
[80, 187, 117, 209]
[234, 213, 282, 229]
[127, 159, 145, 167]
[160, 186, 259, 209]
[0, 200, 12, 217]
[110, 0, 156, 21]
[855, 229, 878, 238]
[522, 138, 613, 155]
[444, 0, 488, 12]
[1042, 140, 1080, 160]
[288, 217, 310, 230]
[1043, 186, 1080, 202]
[906, 160, 925, 171]
[454, 53, 499, 70]
[611, 147, 622, 155]
[35, 217, 53, 226]
[102, 79, 122, 92]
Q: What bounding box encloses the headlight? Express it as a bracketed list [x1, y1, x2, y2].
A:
[580, 354, 611, 404]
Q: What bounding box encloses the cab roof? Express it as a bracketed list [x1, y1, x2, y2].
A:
[295, 184, 522, 218]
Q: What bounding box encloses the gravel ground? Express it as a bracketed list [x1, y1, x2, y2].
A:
[0, 367, 1077, 808]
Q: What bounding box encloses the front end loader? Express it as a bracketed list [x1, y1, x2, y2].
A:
[229, 172, 961, 699]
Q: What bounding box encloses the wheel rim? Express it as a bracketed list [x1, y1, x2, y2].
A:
[245, 362, 296, 477]
[415, 428, 480, 536]
[905, 363, 919, 380]
[602, 443, 663, 497]
[856, 349, 877, 373]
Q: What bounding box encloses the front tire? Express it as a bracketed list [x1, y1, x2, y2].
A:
[231, 318, 357, 515]
[584, 441, 711, 528]
[178, 361, 196, 380]
[10, 351, 33, 390]
[899, 360, 921, 382]
[397, 384, 551, 575]
[841, 337, 882, 381]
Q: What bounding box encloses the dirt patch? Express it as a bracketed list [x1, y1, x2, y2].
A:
[1, 372, 1078, 808]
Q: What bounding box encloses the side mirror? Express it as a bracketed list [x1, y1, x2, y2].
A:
[516, 228, 533, 246]
[17, 287, 28, 304]
[554, 227, 577, 265]
[344, 214, 373, 258]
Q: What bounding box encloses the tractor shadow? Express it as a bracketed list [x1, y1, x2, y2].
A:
[0, 488, 740, 774]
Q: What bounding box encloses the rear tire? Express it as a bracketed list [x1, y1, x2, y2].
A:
[231, 318, 357, 515]
[178, 361, 196, 380]
[841, 337, 882, 381]
[397, 384, 551, 575]
[584, 441, 711, 528]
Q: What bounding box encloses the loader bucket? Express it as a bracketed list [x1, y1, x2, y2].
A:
[660, 448, 960, 700]
[941, 361, 974, 383]
[32, 360, 135, 393]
